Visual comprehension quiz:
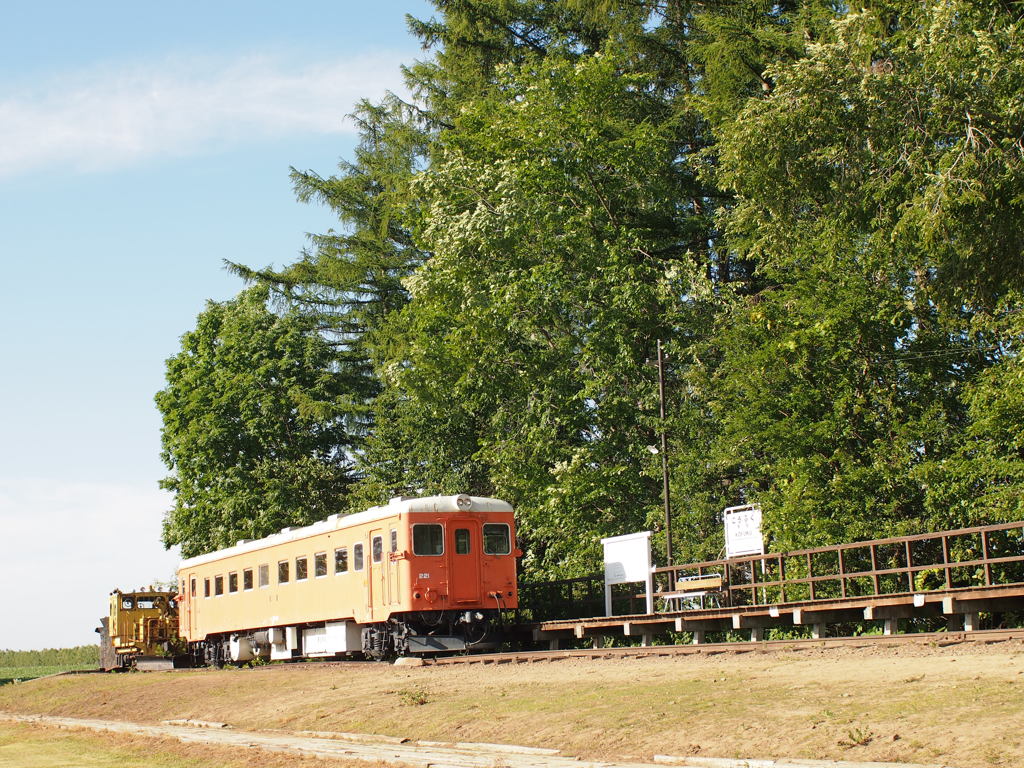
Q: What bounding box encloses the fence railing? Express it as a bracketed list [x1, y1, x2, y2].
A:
[653, 520, 1024, 609]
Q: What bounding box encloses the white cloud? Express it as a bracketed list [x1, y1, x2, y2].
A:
[0, 477, 180, 651]
[0, 51, 409, 179]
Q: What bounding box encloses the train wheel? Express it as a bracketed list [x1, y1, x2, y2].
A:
[361, 624, 391, 660]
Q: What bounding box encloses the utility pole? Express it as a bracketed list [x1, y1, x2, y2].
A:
[656, 339, 673, 566]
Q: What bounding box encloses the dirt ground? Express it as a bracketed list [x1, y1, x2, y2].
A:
[0, 721, 387, 768]
[1, 640, 1022, 767]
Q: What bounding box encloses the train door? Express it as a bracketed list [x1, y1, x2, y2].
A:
[185, 572, 197, 639]
[448, 520, 482, 604]
[370, 529, 387, 615]
[388, 527, 400, 606]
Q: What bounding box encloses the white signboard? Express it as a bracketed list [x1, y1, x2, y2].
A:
[724, 504, 764, 558]
[601, 531, 653, 615]
[602, 531, 652, 584]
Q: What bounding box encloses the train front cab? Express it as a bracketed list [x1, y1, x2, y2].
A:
[354, 501, 518, 656]
[387, 510, 519, 654]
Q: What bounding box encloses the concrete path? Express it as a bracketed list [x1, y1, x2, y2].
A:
[0, 713, 959, 768]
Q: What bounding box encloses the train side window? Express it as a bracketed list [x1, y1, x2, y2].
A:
[204, 578, 210, 598]
[390, 529, 398, 553]
[315, 552, 327, 578]
[412, 524, 444, 556]
[214, 576, 224, 596]
[258, 564, 269, 588]
[296, 556, 308, 581]
[334, 547, 348, 574]
[278, 560, 290, 584]
[354, 543, 364, 571]
[455, 528, 471, 555]
[243, 569, 254, 591]
[372, 536, 383, 564]
[228, 572, 238, 593]
[483, 523, 511, 555]
[190, 578, 196, 598]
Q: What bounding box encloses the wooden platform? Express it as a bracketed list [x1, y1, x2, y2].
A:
[526, 521, 1024, 648]
[530, 583, 1024, 647]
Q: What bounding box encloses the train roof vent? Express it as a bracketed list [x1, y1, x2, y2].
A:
[389, 496, 414, 504]
[280, 526, 297, 533]
[236, 539, 252, 546]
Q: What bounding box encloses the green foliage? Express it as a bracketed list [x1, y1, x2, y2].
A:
[706, 0, 1024, 546]
[0, 646, 98, 668]
[156, 287, 363, 557]
[0, 646, 98, 685]
[159, 0, 1024, 575]
[359, 51, 707, 575]
[917, 296, 1024, 526]
[714, 1, 1024, 308]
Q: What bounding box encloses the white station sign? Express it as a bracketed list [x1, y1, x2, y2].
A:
[724, 504, 764, 558]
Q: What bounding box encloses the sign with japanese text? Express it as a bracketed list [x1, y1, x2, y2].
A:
[724, 504, 764, 558]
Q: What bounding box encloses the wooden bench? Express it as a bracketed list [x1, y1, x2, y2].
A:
[655, 574, 724, 611]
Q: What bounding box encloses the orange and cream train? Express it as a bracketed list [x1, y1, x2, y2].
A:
[175, 494, 520, 664]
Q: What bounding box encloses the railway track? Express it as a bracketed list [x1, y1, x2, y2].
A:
[99, 626, 1024, 673]
[428, 626, 1024, 665]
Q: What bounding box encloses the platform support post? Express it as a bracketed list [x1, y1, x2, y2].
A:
[811, 624, 824, 640]
[884, 618, 898, 636]
[750, 627, 764, 642]
[549, 637, 561, 651]
[692, 630, 706, 645]
[964, 612, 979, 632]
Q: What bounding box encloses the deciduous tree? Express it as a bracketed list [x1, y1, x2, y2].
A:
[156, 287, 363, 557]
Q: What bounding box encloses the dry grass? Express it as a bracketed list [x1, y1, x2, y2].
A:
[2, 642, 1023, 767]
[0, 721, 387, 768]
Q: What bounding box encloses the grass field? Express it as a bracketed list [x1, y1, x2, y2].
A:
[0, 667, 81, 686]
[0, 646, 99, 685]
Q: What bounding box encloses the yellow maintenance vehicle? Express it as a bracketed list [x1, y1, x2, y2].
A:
[97, 588, 181, 670]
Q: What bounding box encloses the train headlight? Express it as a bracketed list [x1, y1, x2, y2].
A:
[455, 494, 472, 510]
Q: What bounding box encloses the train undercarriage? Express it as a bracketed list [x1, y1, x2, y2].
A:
[190, 609, 501, 666]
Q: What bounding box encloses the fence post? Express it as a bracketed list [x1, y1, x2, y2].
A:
[838, 548, 847, 598]
[870, 544, 880, 595]
[779, 555, 786, 603]
[905, 540, 914, 592]
[982, 530, 993, 586]
[807, 553, 816, 600]
[942, 535, 952, 590]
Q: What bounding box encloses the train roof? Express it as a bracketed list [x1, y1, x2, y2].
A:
[178, 494, 513, 570]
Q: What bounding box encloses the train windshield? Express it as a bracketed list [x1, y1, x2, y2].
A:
[413, 524, 444, 556]
[483, 523, 511, 555]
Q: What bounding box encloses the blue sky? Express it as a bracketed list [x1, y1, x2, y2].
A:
[0, 1, 431, 650]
